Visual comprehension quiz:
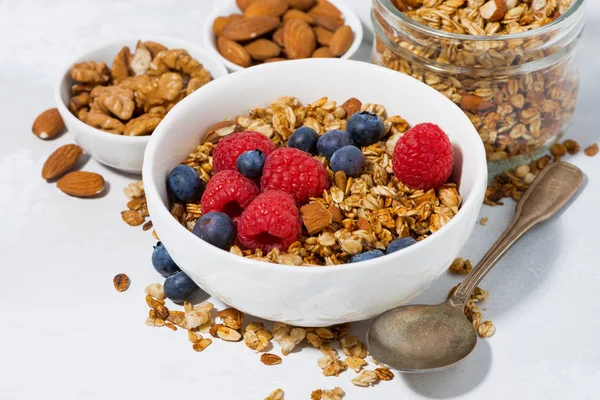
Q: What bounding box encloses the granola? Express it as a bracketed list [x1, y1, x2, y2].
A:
[174, 96, 463, 266]
[372, 0, 580, 161]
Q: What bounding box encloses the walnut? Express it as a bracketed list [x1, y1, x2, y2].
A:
[99, 86, 136, 120]
[149, 49, 212, 90]
[69, 92, 90, 115]
[131, 41, 152, 76]
[134, 73, 183, 111]
[124, 113, 163, 136]
[111, 46, 133, 84]
[78, 110, 124, 134]
[71, 61, 110, 84]
[143, 41, 168, 58]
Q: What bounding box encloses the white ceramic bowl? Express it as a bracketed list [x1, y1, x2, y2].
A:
[143, 59, 487, 326]
[54, 37, 229, 174]
[203, 0, 364, 72]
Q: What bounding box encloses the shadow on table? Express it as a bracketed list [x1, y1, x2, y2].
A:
[401, 339, 492, 399]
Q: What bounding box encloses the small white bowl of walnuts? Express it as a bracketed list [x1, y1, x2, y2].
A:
[54, 37, 228, 174]
[204, 0, 364, 71]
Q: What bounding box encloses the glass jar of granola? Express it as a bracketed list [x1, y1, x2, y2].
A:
[371, 0, 584, 174]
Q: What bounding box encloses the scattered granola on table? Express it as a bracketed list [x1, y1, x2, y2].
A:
[169, 96, 463, 266]
[584, 143, 599, 157]
[112, 273, 130, 292]
[122, 181, 149, 228]
[69, 40, 212, 136]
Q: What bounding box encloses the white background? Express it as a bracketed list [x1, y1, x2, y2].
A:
[1, 0, 599, 399]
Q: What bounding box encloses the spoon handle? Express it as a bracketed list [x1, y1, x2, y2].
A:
[448, 162, 584, 309]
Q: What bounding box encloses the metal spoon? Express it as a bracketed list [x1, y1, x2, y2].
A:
[367, 162, 584, 373]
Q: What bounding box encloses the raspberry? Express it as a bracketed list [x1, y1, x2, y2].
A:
[261, 147, 329, 205]
[212, 131, 277, 173]
[201, 170, 259, 219]
[237, 191, 302, 253]
[392, 123, 454, 190]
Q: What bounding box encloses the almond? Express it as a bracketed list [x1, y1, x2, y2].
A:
[204, 120, 242, 143]
[300, 202, 332, 235]
[308, 1, 344, 30]
[222, 16, 280, 41]
[328, 203, 343, 223]
[272, 27, 285, 47]
[264, 57, 288, 63]
[341, 97, 362, 118]
[309, 0, 342, 18]
[314, 26, 333, 46]
[312, 47, 333, 58]
[460, 94, 495, 112]
[236, 0, 255, 11]
[229, 13, 244, 22]
[32, 108, 65, 140]
[41, 144, 83, 180]
[283, 9, 315, 24]
[218, 37, 252, 67]
[284, 0, 317, 10]
[245, 39, 281, 61]
[212, 16, 230, 36]
[283, 19, 316, 60]
[57, 171, 105, 198]
[328, 25, 353, 56]
[479, 0, 507, 21]
[244, 0, 289, 18]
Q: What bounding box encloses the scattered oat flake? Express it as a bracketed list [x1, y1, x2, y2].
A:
[121, 210, 145, 226]
[265, 388, 284, 400]
[477, 321, 496, 338]
[192, 338, 212, 352]
[351, 370, 380, 387]
[449, 258, 473, 275]
[311, 387, 345, 400]
[113, 273, 130, 292]
[479, 217, 488, 226]
[584, 143, 599, 157]
[261, 353, 282, 366]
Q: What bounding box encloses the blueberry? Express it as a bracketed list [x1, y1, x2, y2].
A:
[386, 237, 417, 254]
[347, 111, 385, 146]
[151, 241, 181, 278]
[288, 127, 319, 154]
[164, 270, 199, 304]
[192, 211, 236, 250]
[330, 145, 365, 177]
[317, 130, 354, 160]
[236, 150, 266, 179]
[350, 250, 385, 263]
[167, 165, 204, 203]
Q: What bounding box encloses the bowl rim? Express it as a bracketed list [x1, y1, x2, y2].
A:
[53, 35, 230, 145]
[143, 58, 487, 274]
[202, 0, 365, 72]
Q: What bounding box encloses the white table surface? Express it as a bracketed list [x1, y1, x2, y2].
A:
[1, 1, 599, 399]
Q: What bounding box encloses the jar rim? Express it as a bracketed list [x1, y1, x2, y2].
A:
[378, 0, 584, 42]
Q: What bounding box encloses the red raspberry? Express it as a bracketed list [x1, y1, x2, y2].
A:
[201, 170, 259, 219]
[212, 131, 277, 173]
[237, 191, 302, 253]
[261, 147, 329, 205]
[392, 123, 454, 190]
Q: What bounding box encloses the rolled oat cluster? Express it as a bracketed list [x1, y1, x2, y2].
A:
[372, 0, 583, 164]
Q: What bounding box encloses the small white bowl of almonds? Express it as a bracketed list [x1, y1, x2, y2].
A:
[204, 0, 364, 72]
[54, 37, 228, 174]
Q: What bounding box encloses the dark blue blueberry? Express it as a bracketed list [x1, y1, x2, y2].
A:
[151, 241, 181, 278]
[167, 165, 204, 203]
[236, 150, 266, 179]
[164, 270, 199, 304]
[192, 211, 236, 250]
[346, 111, 385, 146]
[317, 129, 354, 160]
[330, 145, 365, 177]
[386, 237, 417, 254]
[288, 127, 319, 154]
[350, 250, 385, 263]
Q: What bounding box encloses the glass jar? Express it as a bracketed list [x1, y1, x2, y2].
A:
[371, 0, 585, 175]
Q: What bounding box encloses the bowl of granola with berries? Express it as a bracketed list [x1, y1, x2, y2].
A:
[54, 37, 228, 173]
[143, 59, 487, 326]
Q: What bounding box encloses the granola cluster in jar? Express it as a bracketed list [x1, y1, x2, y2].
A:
[371, 0, 584, 171]
[173, 96, 462, 266]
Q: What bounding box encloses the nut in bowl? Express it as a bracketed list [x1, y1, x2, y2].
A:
[143, 59, 487, 326]
[204, 0, 364, 71]
[54, 37, 228, 174]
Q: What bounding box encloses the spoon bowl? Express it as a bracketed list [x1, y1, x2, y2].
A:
[368, 302, 476, 372]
